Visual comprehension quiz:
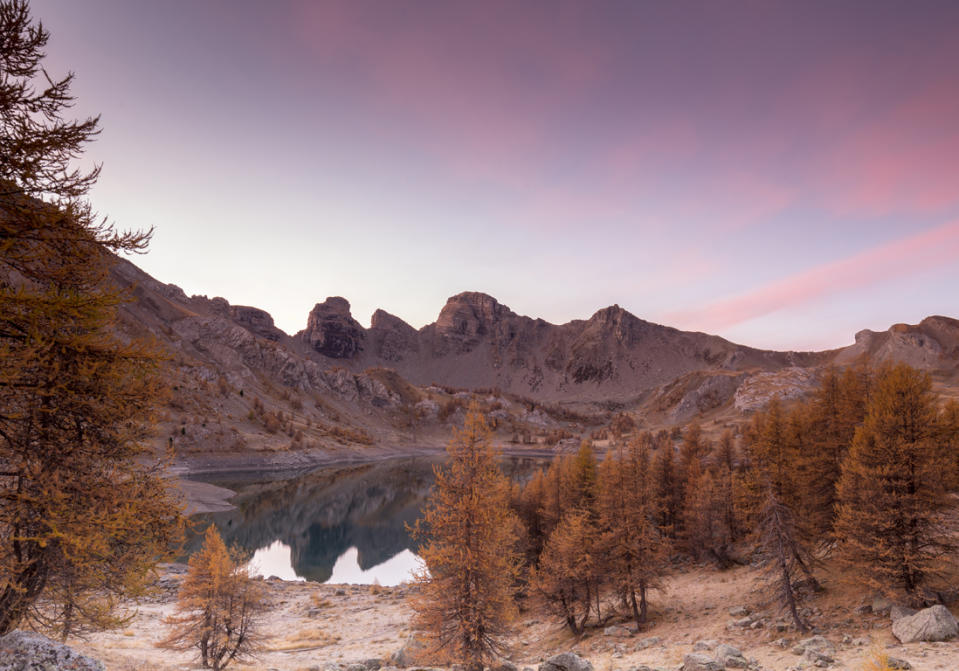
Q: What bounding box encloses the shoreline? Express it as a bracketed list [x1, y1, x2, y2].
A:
[172, 443, 561, 514]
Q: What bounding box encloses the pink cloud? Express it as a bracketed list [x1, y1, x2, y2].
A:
[664, 219, 959, 332]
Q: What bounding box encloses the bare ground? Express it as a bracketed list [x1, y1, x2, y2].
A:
[70, 562, 959, 671]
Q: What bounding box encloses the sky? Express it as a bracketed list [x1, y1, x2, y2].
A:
[29, 0, 959, 351]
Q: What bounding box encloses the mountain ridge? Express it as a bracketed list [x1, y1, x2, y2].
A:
[106, 256, 959, 465]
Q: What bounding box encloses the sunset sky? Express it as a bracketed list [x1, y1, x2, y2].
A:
[32, 0, 959, 350]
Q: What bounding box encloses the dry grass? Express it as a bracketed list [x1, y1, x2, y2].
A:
[309, 593, 333, 609]
[860, 647, 896, 671]
[265, 627, 340, 652]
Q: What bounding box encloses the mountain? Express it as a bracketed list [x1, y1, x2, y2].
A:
[107, 257, 959, 467]
[297, 291, 828, 402]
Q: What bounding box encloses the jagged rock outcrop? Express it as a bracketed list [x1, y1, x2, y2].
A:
[230, 305, 284, 341]
[107, 253, 959, 440]
[434, 291, 515, 354]
[836, 316, 959, 372]
[368, 309, 419, 361]
[301, 297, 365, 359]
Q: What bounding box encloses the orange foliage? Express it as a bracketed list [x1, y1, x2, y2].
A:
[410, 407, 520, 665]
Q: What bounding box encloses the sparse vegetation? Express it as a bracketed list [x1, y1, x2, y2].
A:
[161, 526, 268, 670]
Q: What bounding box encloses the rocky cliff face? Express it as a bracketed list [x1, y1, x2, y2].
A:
[300, 297, 366, 358]
[289, 291, 829, 404]
[107, 255, 959, 454]
[836, 316, 959, 375]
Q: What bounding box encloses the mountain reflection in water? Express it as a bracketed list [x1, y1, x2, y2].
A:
[185, 456, 543, 585]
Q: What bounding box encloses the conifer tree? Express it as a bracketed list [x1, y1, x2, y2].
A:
[410, 409, 519, 665]
[798, 367, 870, 539]
[0, 0, 182, 635]
[597, 439, 669, 628]
[514, 468, 549, 566]
[682, 466, 735, 567]
[938, 400, 959, 490]
[742, 399, 818, 628]
[835, 364, 952, 603]
[651, 436, 681, 536]
[569, 440, 599, 513]
[162, 526, 267, 670]
[529, 509, 597, 635]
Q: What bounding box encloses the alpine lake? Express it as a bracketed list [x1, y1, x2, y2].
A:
[182, 456, 546, 586]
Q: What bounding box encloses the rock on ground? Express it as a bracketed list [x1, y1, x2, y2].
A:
[538, 652, 593, 671]
[715, 643, 749, 668]
[0, 630, 105, 671]
[681, 653, 722, 671]
[390, 634, 428, 668]
[892, 605, 959, 643]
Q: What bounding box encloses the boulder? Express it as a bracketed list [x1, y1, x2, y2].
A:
[889, 605, 917, 622]
[714, 643, 747, 668]
[681, 653, 721, 671]
[891, 604, 959, 643]
[791, 636, 836, 657]
[0, 630, 105, 671]
[693, 639, 718, 651]
[635, 635, 661, 650]
[802, 649, 835, 667]
[490, 663, 518, 671]
[390, 634, 428, 667]
[538, 653, 593, 671]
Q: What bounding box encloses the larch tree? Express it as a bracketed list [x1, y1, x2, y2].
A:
[938, 400, 959, 491]
[741, 398, 818, 629]
[162, 526, 267, 671]
[597, 438, 669, 628]
[835, 364, 953, 604]
[0, 0, 183, 636]
[529, 508, 597, 635]
[798, 367, 870, 540]
[410, 408, 520, 666]
[651, 436, 681, 537]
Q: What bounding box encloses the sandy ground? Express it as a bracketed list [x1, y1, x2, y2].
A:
[70, 562, 959, 671]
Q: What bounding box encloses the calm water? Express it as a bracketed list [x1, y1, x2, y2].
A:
[184, 456, 543, 586]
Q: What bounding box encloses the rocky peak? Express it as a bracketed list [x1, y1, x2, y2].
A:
[369, 309, 418, 361]
[434, 292, 517, 353]
[370, 309, 416, 334]
[301, 297, 365, 359]
[582, 304, 647, 346]
[436, 292, 513, 335]
[230, 305, 284, 341]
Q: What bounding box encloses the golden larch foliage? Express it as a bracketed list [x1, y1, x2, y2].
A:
[410, 407, 520, 666]
[161, 526, 268, 671]
[835, 364, 953, 603]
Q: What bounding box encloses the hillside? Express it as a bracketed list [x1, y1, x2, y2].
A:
[108, 257, 959, 468]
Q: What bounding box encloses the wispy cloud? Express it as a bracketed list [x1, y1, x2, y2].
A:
[664, 219, 959, 331]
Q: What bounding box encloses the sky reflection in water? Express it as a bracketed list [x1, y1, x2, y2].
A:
[248, 540, 422, 586]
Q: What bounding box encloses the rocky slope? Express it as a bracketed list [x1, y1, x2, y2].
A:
[297, 292, 829, 404]
[108, 257, 959, 464]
